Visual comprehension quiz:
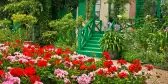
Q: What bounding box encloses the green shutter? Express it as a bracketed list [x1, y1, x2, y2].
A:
[136, 0, 144, 18]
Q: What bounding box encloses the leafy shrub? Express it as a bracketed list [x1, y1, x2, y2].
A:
[0, 28, 26, 42]
[100, 31, 123, 52]
[41, 31, 58, 45]
[47, 13, 76, 45]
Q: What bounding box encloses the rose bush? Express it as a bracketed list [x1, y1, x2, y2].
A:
[0, 40, 153, 84]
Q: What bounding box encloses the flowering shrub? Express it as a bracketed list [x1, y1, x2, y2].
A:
[0, 40, 153, 84]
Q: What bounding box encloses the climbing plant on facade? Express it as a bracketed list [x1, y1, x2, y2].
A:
[107, 0, 129, 21]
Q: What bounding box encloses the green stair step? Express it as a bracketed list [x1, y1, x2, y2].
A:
[77, 50, 102, 58]
[88, 40, 100, 43]
[92, 34, 104, 37]
[90, 37, 101, 40]
[86, 43, 100, 47]
[83, 47, 101, 51]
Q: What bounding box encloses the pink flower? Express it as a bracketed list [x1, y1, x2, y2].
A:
[2, 72, 13, 81]
[54, 69, 68, 78]
[2, 81, 14, 84]
[2, 72, 20, 84]
[9, 77, 20, 84]
[77, 74, 92, 84]
[71, 75, 77, 79]
[64, 78, 70, 84]
[34, 81, 43, 84]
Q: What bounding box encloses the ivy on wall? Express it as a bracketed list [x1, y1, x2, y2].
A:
[107, 0, 129, 20]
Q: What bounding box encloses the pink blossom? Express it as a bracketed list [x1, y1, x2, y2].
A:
[71, 75, 77, 79]
[54, 69, 68, 78]
[2, 81, 14, 84]
[2, 72, 13, 81]
[64, 78, 70, 83]
[7, 56, 16, 62]
[77, 74, 92, 84]
[34, 81, 43, 84]
[9, 77, 20, 84]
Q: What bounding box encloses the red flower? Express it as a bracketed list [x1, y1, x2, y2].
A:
[37, 60, 47, 67]
[78, 56, 84, 60]
[72, 60, 80, 65]
[0, 70, 4, 76]
[89, 64, 96, 70]
[24, 67, 36, 77]
[30, 75, 41, 83]
[26, 61, 35, 66]
[103, 60, 113, 68]
[108, 66, 118, 72]
[97, 69, 104, 75]
[55, 60, 61, 65]
[133, 59, 141, 65]
[0, 61, 2, 65]
[64, 47, 72, 54]
[64, 56, 71, 62]
[117, 59, 127, 65]
[87, 58, 95, 62]
[128, 64, 142, 73]
[10, 68, 24, 77]
[4, 41, 10, 46]
[145, 65, 153, 71]
[23, 51, 34, 57]
[80, 65, 88, 70]
[103, 52, 111, 60]
[43, 52, 52, 60]
[118, 71, 128, 78]
[15, 39, 21, 43]
[56, 48, 63, 55]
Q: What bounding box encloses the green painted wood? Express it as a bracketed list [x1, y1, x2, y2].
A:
[78, 0, 86, 19]
[157, 0, 161, 18]
[77, 17, 103, 58]
[136, 0, 144, 18]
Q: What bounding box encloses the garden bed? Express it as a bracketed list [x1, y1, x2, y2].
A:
[0, 40, 154, 84]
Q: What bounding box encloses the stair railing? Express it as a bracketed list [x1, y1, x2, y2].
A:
[78, 18, 102, 50]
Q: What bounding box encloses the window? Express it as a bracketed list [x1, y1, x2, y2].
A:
[95, 0, 101, 18]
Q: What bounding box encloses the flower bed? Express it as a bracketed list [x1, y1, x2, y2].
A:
[0, 40, 153, 84]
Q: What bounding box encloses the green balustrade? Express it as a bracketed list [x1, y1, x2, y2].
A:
[78, 18, 102, 50]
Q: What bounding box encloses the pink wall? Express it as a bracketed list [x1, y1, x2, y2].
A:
[129, 0, 136, 18]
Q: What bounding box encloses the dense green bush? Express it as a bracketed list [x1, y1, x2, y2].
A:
[41, 13, 76, 46]
[0, 28, 26, 42]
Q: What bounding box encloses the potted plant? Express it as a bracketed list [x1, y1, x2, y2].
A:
[100, 31, 123, 59]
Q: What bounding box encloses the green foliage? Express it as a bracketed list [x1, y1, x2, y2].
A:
[41, 31, 58, 45]
[0, 28, 26, 42]
[86, 0, 96, 20]
[143, 0, 157, 16]
[76, 16, 84, 28]
[107, 0, 129, 19]
[100, 31, 123, 52]
[0, 0, 43, 15]
[48, 13, 76, 45]
[11, 14, 37, 25]
[0, 19, 11, 28]
[11, 14, 37, 40]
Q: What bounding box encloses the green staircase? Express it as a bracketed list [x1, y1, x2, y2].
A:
[77, 18, 104, 58]
[77, 32, 104, 57]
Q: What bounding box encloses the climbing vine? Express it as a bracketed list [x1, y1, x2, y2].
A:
[107, 0, 129, 20]
[86, 0, 96, 20]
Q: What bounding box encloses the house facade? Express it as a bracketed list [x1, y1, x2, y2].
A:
[78, 0, 164, 27]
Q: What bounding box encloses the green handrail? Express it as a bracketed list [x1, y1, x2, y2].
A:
[78, 18, 102, 50]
